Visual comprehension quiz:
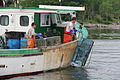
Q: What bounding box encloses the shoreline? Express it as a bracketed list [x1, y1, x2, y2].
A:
[87, 28, 120, 39]
[85, 24, 120, 29]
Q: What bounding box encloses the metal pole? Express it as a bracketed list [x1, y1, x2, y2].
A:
[59, 0, 61, 6]
[17, 0, 19, 7]
[14, 0, 19, 7]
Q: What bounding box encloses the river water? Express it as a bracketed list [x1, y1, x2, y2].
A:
[6, 40, 120, 80]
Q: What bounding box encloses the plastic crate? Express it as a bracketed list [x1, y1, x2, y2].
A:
[7, 39, 20, 49]
[20, 38, 28, 49]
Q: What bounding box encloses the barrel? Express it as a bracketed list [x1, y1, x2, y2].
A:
[20, 38, 28, 49]
[7, 39, 20, 49]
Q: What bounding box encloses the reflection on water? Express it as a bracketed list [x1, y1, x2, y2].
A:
[7, 68, 89, 80]
[6, 40, 120, 80]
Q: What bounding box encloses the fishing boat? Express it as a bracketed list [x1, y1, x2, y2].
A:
[0, 4, 93, 78]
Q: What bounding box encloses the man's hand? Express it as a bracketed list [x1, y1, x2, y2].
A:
[70, 26, 73, 30]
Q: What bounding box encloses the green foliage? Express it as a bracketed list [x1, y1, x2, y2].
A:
[9, 4, 14, 7]
[20, 0, 120, 24]
[20, 0, 59, 7]
[94, 14, 102, 23]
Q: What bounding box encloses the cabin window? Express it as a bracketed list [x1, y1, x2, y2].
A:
[0, 15, 9, 26]
[51, 14, 57, 25]
[56, 14, 62, 23]
[40, 14, 50, 26]
[20, 16, 29, 26]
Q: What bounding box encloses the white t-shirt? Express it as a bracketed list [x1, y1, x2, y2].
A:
[26, 27, 36, 39]
[66, 22, 77, 32]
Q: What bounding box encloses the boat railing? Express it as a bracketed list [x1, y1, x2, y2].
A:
[36, 36, 79, 51]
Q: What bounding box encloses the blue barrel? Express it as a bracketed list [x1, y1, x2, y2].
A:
[20, 38, 28, 49]
[8, 39, 20, 49]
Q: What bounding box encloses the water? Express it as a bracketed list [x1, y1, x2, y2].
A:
[6, 40, 120, 80]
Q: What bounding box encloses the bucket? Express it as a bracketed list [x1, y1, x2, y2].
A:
[28, 38, 35, 48]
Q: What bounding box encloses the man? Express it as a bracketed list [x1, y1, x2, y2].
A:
[66, 17, 77, 33]
[26, 22, 36, 48]
[64, 17, 77, 43]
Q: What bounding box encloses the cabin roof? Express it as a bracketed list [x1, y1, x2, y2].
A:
[0, 7, 78, 11]
[0, 5, 85, 13]
[39, 5, 85, 11]
[0, 7, 57, 13]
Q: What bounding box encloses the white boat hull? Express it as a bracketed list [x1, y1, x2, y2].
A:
[0, 40, 77, 77]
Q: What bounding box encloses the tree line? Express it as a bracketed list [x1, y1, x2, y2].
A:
[20, 0, 120, 24]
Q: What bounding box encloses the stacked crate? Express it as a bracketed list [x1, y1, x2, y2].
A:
[20, 38, 28, 49]
[5, 32, 26, 49]
[35, 38, 47, 48]
[46, 36, 61, 46]
[35, 36, 61, 49]
[7, 39, 20, 49]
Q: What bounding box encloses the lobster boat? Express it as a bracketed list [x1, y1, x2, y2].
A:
[0, 5, 93, 77]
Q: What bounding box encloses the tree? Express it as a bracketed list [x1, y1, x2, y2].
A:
[20, 0, 120, 24]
